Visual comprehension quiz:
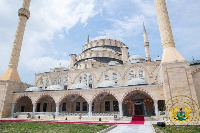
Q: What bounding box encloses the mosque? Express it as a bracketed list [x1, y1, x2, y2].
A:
[0, 0, 199, 121]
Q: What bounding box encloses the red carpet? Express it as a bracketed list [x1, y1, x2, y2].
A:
[0, 117, 144, 125]
[130, 116, 144, 124]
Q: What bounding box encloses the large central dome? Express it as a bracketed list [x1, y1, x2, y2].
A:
[91, 35, 118, 42]
[71, 35, 128, 69]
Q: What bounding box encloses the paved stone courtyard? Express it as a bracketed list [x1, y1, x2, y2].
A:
[108, 122, 153, 133]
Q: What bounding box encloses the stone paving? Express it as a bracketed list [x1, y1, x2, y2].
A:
[107, 122, 153, 133]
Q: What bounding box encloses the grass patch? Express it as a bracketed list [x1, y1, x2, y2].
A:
[153, 125, 200, 133]
[0, 122, 110, 133]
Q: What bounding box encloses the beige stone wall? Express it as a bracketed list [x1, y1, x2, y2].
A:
[160, 61, 198, 103]
[190, 64, 200, 106]
[0, 81, 31, 117]
[35, 62, 160, 89]
[12, 85, 163, 106]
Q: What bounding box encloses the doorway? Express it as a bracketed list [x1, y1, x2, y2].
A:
[134, 104, 143, 115]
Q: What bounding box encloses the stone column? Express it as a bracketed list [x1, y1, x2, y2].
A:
[32, 104, 37, 115]
[55, 103, 59, 116]
[154, 0, 184, 62]
[11, 103, 16, 116]
[0, 0, 31, 82]
[88, 103, 92, 116]
[118, 101, 123, 117]
[154, 100, 159, 116]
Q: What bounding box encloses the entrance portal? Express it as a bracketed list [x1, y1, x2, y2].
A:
[123, 90, 154, 117]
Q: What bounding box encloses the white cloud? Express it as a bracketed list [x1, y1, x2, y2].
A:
[0, 0, 100, 84]
[98, 0, 156, 40]
[25, 57, 69, 72]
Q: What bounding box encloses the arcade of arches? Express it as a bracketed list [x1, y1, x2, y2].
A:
[12, 90, 165, 118]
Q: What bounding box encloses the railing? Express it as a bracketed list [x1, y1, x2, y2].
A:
[58, 113, 88, 116]
[35, 112, 55, 116]
[13, 112, 120, 117]
[13, 112, 33, 118]
[92, 112, 119, 116]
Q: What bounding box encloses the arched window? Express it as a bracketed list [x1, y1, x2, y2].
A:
[90, 53, 92, 57]
[63, 76, 68, 84]
[138, 69, 145, 79]
[103, 53, 105, 57]
[57, 77, 62, 85]
[96, 42, 99, 46]
[45, 78, 50, 87]
[104, 73, 109, 81]
[83, 74, 87, 84]
[96, 53, 99, 57]
[128, 70, 135, 80]
[88, 75, 93, 88]
[78, 76, 82, 83]
[38, 78, 43, 86]
[112, 72, 118, 82]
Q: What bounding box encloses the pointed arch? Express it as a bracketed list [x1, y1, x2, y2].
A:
[14, 94, 33, 104]
[121, 88, 155, 102]
[97, 68, 122, 83]
[123, 65, 152, 79]
[90, 90, 119, 103]
[34, 93, 56, 104]
[58, 92, 89, 104]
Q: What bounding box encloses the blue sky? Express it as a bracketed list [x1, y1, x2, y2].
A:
[0, 0, 200, 84]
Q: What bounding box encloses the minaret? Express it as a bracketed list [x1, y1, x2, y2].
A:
[154, 0, 184, 62]
[87, 34, 90, 43]
[0, 0, 31, 82]
[143, 23, 151, 62]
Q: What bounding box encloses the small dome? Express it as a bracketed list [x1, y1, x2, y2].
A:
[92, 35, 117, 41]
[70, 84, 90, 90]
[130, 60, 140, 64]
[25, 87, 43, 92]
[54, 63, 66, 70]
[45, 85, 64, 91]
[45, 69, 54, 73]
[63, 68, 70, 71]
[128, 55, 144, 62]
[190, 60, 200, 65]
[97, 81, 118, 88]
[125, 78, 148, 86]
[108, 61, 120, 66]
[154, 56, 162, 61]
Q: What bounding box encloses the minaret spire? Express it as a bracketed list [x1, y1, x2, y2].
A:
[87, 34, 90, 43]
[0, 0, 31, 82]
[143, 22, 146, 33]
[154, 0, 184, 62]
[143, 23, 151, 62]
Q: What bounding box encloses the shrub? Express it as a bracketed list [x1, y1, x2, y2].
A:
[65, 117, 67, 120]
[99, 118, 101, 121]
[38, 116, 40, 119]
